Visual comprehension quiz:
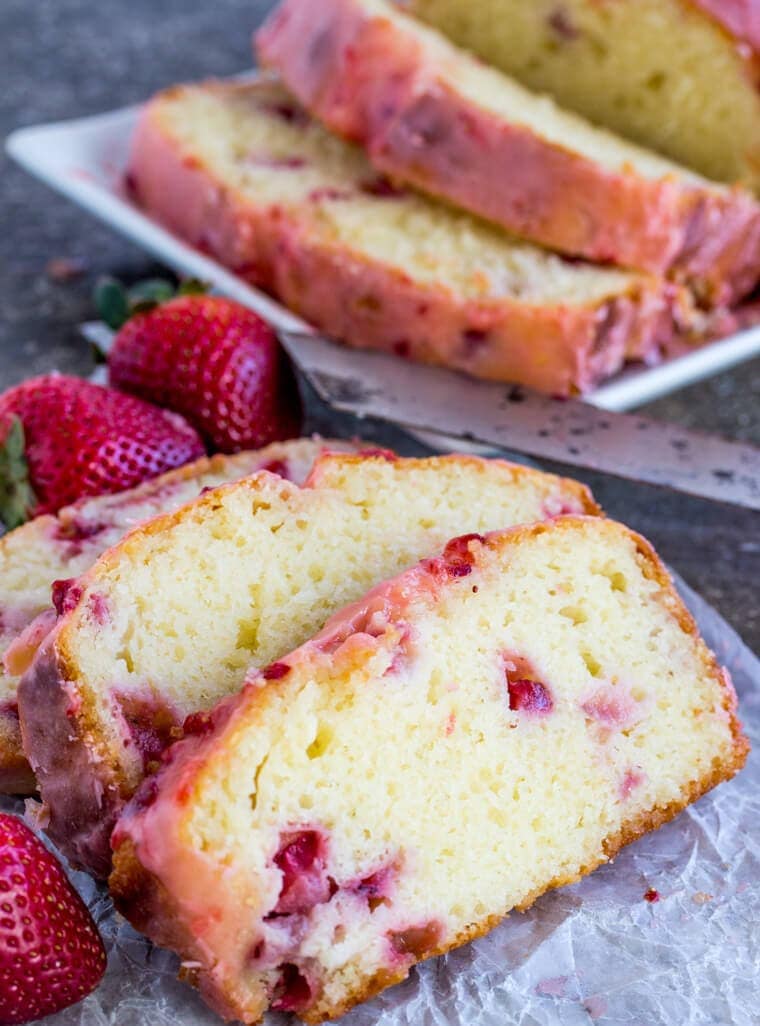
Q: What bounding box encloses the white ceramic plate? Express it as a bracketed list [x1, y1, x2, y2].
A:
[6, 85, 760, 413]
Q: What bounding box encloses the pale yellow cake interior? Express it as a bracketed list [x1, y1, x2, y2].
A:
[153, 79, 645, 304]
[63, 455, 593, 785]
[405, 0, 760, 192]
[0, 439, 330, 703]
[144, 519, 739, 1020]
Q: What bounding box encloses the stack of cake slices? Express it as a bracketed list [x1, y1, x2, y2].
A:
[3, 4, 752, 1022]
[126, 0, 760, 397]
[10, 448, 747, 1023]
[0, 437, 355, 793]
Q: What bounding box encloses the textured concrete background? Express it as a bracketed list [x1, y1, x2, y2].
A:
[1, 0, 758, 649]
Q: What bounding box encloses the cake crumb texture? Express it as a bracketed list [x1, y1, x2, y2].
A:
[110, 517, 747, 1024]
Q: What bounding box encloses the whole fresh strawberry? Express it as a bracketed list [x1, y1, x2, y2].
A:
[0, 374, 204, 528]
[0, 814, 106, 1024]
[105, 282, 302, 452]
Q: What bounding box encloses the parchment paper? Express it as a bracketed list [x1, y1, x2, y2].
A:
[3, 573, 758, 1026]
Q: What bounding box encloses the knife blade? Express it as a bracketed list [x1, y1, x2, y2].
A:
[279, 330, 760, 511]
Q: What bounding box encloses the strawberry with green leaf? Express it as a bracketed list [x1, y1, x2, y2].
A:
[103, 280, 302, 452]
[0, 374, 204, 529]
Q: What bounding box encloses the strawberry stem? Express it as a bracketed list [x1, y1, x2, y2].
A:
[95, 277, 131, 329]
[177, 277, 210, 296]
[94, 275, 210, 328]
[0, 417, 37, 529]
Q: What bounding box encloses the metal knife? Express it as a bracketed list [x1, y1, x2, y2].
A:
[278, 330, 760, 511]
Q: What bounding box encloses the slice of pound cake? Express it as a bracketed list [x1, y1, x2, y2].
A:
[18, 453, 598, 875]
[403, 0, 760, 195]
[110, 517, 748, 1024]
[0, 437, 343, 794]
[127, 77, 694, 396]
[258, 0, 760, 303]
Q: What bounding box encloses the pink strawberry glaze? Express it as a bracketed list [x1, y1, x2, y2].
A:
[17, 634, 117, 877]
[257, 0, 760, 304]
[507, 679, 554, 715]
[2, 609, 57, 677]
[355, 447, 397, 460]
[690, 0, 760, 53]
[129, 82, 685, 396]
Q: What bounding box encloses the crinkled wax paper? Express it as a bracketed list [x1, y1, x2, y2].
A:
[3, 573, 758, 1026]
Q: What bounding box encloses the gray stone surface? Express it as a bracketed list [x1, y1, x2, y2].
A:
[1, 0, 758, 651]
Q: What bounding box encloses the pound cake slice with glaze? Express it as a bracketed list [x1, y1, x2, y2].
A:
[403, 0, 760, 195]
[258, 0, 760, 303]
[127, 77, 695, 396]
[18, 452, 598, 876]
[0, 436, 345, 794]
[110, 517, 747, 1025]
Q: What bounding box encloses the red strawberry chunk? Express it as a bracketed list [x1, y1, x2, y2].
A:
[0, 814, 105, 1024]
[273, 830, 331, 915]
[507, 679, 554, 715]
[51, 578, 83, 617]
[271, 962, 313, 1013]
[113, 691, 180, 771]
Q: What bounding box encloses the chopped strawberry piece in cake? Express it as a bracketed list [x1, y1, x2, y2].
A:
[507, 679, 554, 715]
[271, 963, 314, 1012]
[273, 830, 331, 915]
